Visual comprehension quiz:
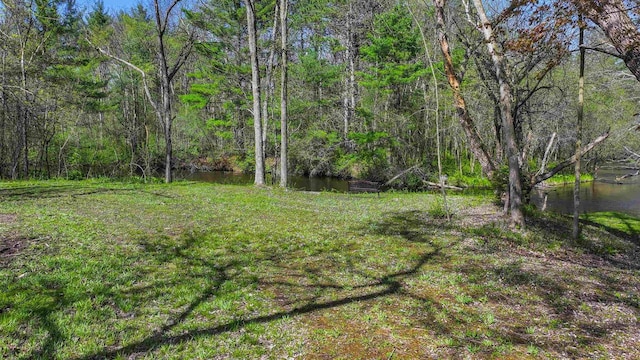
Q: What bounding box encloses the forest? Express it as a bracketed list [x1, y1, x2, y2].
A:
[2, 1, 640, 358]
[2, 0, 640, 210]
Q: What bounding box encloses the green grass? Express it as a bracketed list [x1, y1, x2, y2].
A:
[0, 180, 639, 359]
[582, 211, 640, 236]
[545, 173, 595, 185]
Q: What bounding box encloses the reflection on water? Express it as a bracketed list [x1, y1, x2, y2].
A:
[531, 167, 640, 217]
[183, 171, 350, 192]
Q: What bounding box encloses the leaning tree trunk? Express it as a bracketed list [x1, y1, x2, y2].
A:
[434, 0, 496, 179]
[573, 0, 640, 82]
[472, 0, 524, 227]
[247, 0, 265, 186]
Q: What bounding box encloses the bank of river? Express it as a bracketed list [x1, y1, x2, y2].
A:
[184, 167, 640, 217]
[531, 166, 640, 217]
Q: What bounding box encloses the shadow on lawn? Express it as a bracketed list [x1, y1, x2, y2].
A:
[0, 183, 179, 201]
[580, 212, 640, 244]
[47, 211, 446, 360]
[10, 208, 639, 359]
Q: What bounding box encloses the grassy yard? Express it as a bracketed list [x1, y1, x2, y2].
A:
[0, 180, 638, 359]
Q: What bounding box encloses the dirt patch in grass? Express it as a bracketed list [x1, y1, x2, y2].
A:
[0, 213, 17, 224]
[0, 214, 24, 266]
[0, 234, 27, 266]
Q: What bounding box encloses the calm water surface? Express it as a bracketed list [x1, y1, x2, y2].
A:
[183, 171, 350, 192]
[531, 167, 640, 217]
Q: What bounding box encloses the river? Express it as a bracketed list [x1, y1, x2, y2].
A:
[184, 167, 640, 217]
[184, 171, 350, 192]
[531, 166, 640, 217]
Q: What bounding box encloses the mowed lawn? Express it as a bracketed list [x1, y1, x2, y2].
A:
[1, 180, 639, 359]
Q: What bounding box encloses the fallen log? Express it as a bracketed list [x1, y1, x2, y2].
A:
[422, 180, 464, 190]
[616, 170, 640, 181]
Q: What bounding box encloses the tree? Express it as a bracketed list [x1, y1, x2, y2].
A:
[91, 0, 194, 183]
[572, 0, 640, 82]
[471, 0, 525, 227]
[246, 0, 265, 186]
[573, 18, 586, 239]
[433, 0, 496, 178]
[279, 0, 289, 188]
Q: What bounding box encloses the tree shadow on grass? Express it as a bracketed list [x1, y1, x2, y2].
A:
[45, 211, 449, 360]
[6, 207, 639, 359]
[580, 212, 640, 244]
[0, 183, 177, 201]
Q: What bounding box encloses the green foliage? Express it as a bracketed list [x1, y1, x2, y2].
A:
[359, 5, 426, 90]
[428, 198, 451, 218]
[342, 131, 393, 180]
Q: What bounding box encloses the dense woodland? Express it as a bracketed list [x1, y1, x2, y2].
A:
[2, 1, 640, 211]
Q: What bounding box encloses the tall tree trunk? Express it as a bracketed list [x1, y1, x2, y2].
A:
[573, 20, 586, 239]
[472, 0, 524, 227]
[574, 0, 640, 81]
[263, 2, 279, 159]
[279, 0, 288, 188]
[434, 0, 496, 179]
[155, 0, 174, 183]
[20, 44, 29, 178]
[247, 0, 265, 185]
[343, 1, 356, 139]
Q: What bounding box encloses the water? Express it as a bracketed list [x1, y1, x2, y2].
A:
[183, 168, 640, 217]
[183, 171, 350, 192]
[531, 166, 640, 217]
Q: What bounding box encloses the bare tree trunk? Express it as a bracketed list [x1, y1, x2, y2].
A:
[472, 0, 524, 228]
[247, 0, 265, 185]
[154, 0, 175, 183]
[279, 0, 288, 188]
[434, 0, 496, 179]
[92, 0, 193, 183]
[20, 44, 29, 178]
[343, 1, 356, 139]
[573, 20, 586, 239]
[263, 2, 279, 158]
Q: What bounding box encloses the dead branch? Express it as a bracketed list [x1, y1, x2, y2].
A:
[536, 132, 556, 176]
[616, 170, 640, 181]
[384, 166, 419, 186]
[531, 130, 610, 186]
[423, 180, 464, 191]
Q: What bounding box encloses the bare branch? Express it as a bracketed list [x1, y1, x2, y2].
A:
[88, 39, 160, 118]
[163, 0, 183, 35]
[580, 45, 625, 60]
[531, 130, 610, 186]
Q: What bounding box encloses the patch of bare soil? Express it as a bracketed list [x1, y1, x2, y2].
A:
[456, 203, 505, 227]
[0, 213, 17, 224]
[0, 235, 27, 266]
[0, 214, 24, 266]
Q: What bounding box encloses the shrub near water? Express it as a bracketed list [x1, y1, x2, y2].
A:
[0, 180, 638, 359]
